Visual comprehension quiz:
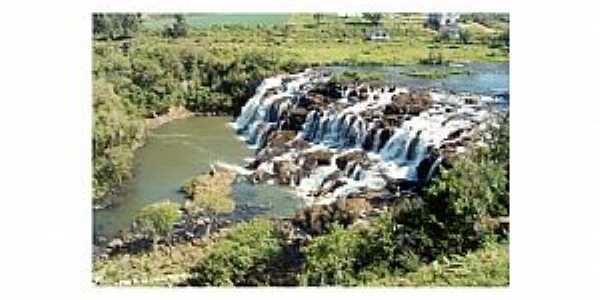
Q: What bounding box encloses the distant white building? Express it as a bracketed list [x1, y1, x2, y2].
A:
[427, 13, 461, 27]
[427, 13, 462, 39]
[336, 12, 362, 18]
[365, 29, 390, 41]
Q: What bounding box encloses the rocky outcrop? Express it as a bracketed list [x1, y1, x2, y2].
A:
[291, 197, 373, 234]
[234, 69, 499, 209]
[301, 149, 334, 167]
[145, 106, 194, 129]
[335, 149, 367, 171]
[384, 91, 433, 116]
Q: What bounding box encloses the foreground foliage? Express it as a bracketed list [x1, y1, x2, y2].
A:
[93, 242, 207, 286]
[189, 219, 282, 286]
[368, 241, 509, 286]
[94, 218, 280, 286]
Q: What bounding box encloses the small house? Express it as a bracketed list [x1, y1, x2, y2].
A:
[365, 29, 390, 41]
[426, 13, 462, 39]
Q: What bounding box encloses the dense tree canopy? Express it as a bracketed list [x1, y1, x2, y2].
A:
[92, 13, 143, 40]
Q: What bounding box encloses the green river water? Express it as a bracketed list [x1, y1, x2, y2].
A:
[93, 117, 303, 239]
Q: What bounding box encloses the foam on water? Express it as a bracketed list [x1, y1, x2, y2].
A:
[233, 69, 500, 203]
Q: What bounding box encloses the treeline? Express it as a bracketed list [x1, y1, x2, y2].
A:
[92, 80, 145, 201]
[92, 13, 143, 40]
[459, 13, 510, 29]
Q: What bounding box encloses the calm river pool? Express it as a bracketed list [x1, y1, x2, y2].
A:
[93, 117, 303, 239]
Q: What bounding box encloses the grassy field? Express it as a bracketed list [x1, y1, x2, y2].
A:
[130, 13, 508, 66]
[143, 13, 290, 30]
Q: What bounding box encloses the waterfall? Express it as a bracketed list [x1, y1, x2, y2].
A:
[234, 70, 322, 147]
[425, 156, 443, 182]
[234, 77, 282, 131]
[233, 68, 493, 203]
[351, 164, 363, 181]
[372, 128, 383, 152]
[297, 153, 339, 196]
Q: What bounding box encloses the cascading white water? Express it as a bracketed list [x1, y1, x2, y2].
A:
[233, 70, 324, 147]
[234, 69, 498, 204]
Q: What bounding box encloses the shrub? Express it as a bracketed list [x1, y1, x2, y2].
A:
[366, 241, 509, 286]
[135, 201, 182, 242]
[459, 28, 473, 44]
[330, 70, 384, 85]
[190, 219, 282, 286]
[300, 223, 362, 286]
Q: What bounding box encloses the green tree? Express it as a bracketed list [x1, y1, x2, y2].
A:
[363, 13, 383, 25]
[459, 28, 472, 44]
[119, 13, 142, 38]
[92, 80, 145, 201]
[92, 13, 142, 40]
[190, 219, 281, 286]
[313, 13, 324, 26]
[135, 201, 182, 246]
[92, 13, 109, 37]
[164, 14, 190, 38]
[301, 223, 362, 286]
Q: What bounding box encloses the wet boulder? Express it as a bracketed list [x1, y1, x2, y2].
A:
[265, 130, 297, 149]
[386, 91, 433, 116]
[289, 108, 309, 130]
[288, 137, 311, 151]
[320, 178, 346, 195]
[335, 149, 367, 171]
[272, 159, 296, 185]
[376, 128, 393, 151]
[300, 149, 334, 167]
[253, 146, 288, 169]
[291, 197, 373, 234]
[309, 82, 343, 99]
[331, 197, 372, 224]
[292, 204, 333, 234]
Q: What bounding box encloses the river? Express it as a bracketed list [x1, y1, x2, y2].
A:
[323, 62, 509, 95]
[93, 117, 303, 239]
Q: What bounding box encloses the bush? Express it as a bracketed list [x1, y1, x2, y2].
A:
[459, 28, 472, 44]
[300, 223, 363, 286]
[93, 13, 143, 40]
[366, 241, 509, 286]
[190, 219, 282, 286]
[330, 70, 384, 85]
[135, 201, 182, 241]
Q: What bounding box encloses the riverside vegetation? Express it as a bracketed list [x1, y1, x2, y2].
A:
[92, 13, 509, 286]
